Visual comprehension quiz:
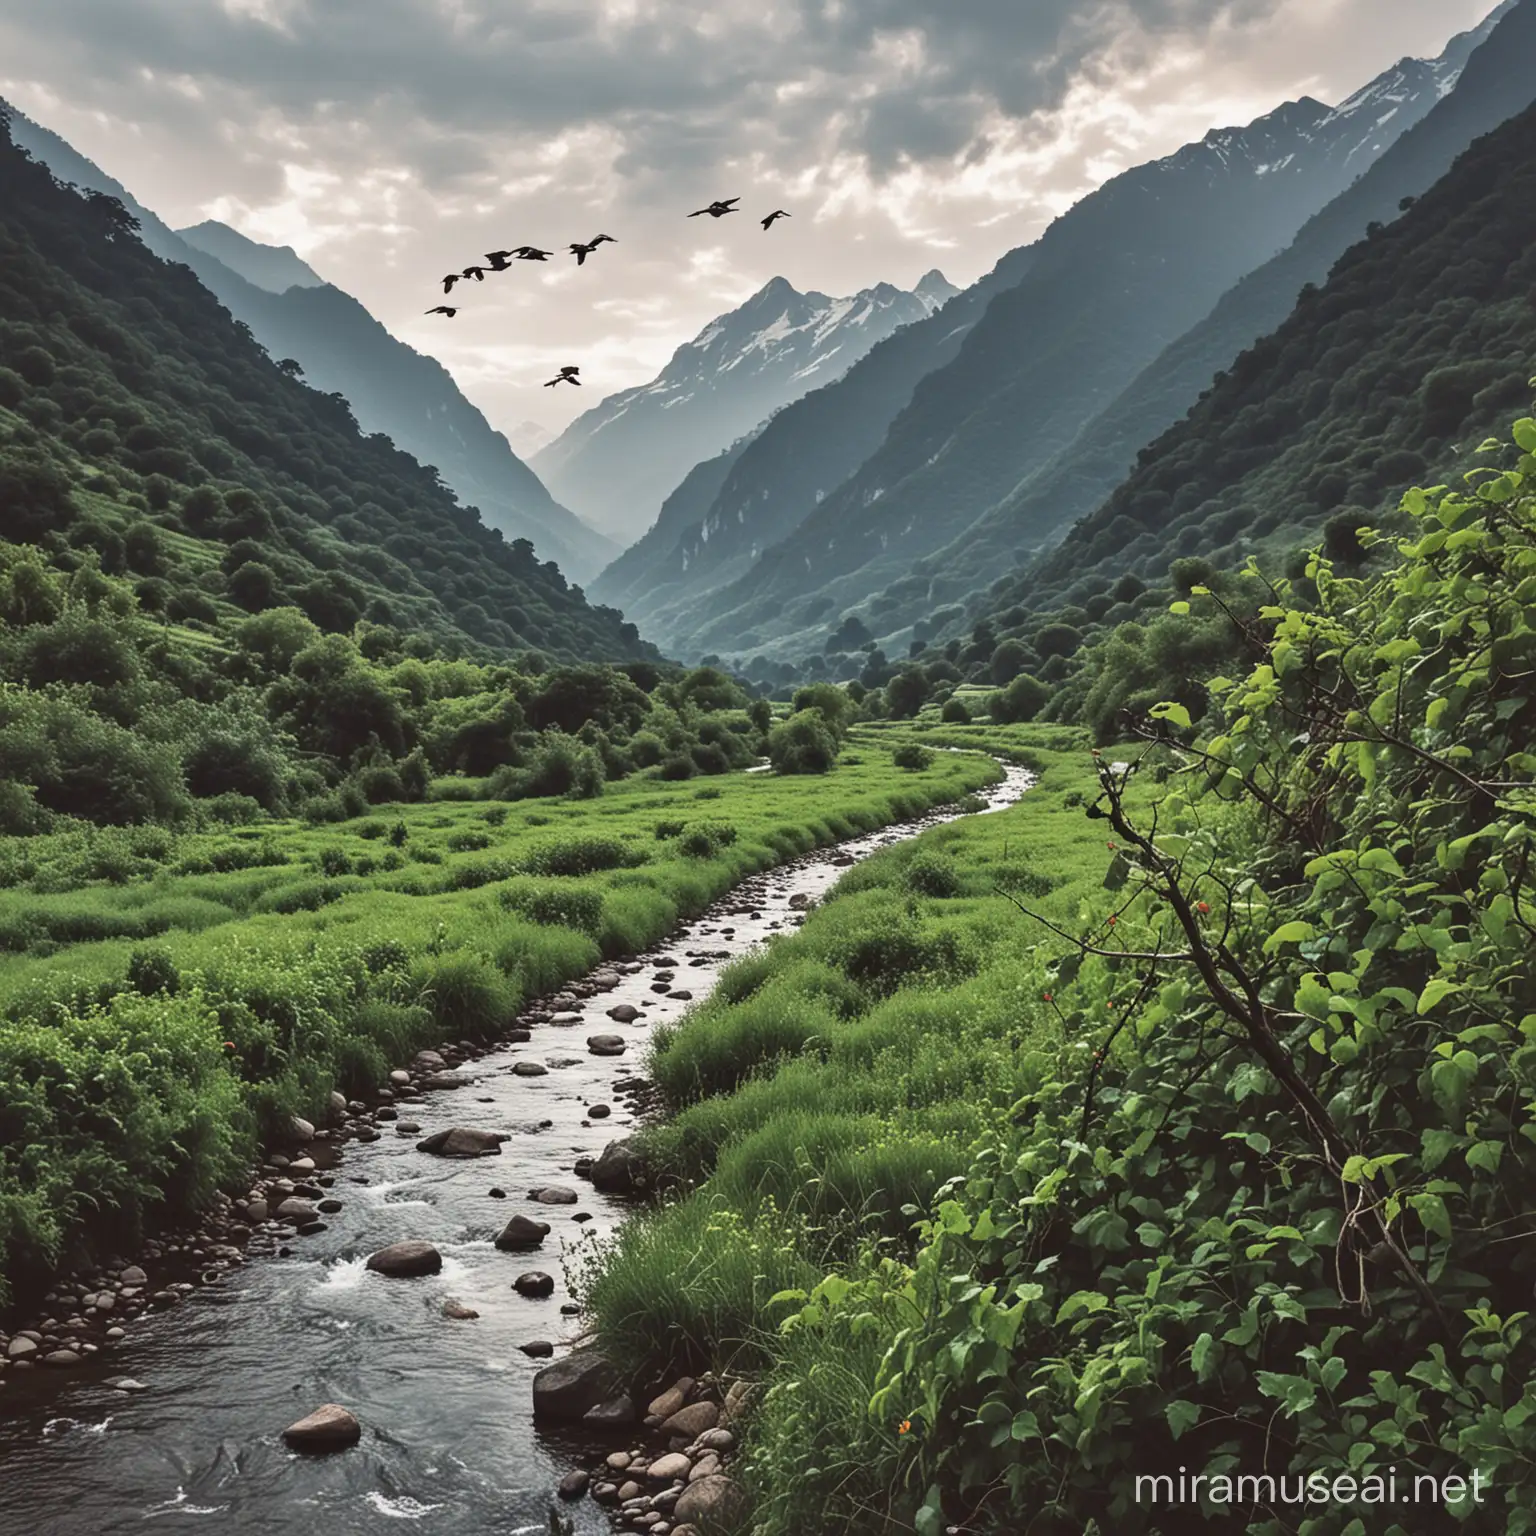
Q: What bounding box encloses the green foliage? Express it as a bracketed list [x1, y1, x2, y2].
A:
[769, 710, 840, 775]
[989, 672, 1050, 724]
[688, 424, 1536, 1534]
[892, 744, 934, 772]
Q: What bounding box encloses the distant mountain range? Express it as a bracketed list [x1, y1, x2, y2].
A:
[599, 1, 1515, 663]
[533, 270, 958, 544]
[3, 104, 615, 584]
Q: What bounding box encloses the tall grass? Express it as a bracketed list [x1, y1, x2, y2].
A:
[0, 739, 1006, 1303]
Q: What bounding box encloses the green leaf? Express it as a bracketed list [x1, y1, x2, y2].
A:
[1165, 1399, 1200, 1440]
[1191, 1332, 1219, 1382]
[1417, 977, 1461, 1015]
[1152, 702, 1192, 729]
[1265, 920, 1315, 954]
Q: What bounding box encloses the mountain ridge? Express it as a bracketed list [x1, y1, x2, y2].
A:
[533, 272, 955, 544]
[1, 102, 615, 583]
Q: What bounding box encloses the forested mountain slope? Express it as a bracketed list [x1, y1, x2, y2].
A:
[910, 0, 1535, 620]
[3, 104, 614, 582]
[662, 19, 1496, 660]
[962, 92, 1536, 725]
[0, 111, 647, 663]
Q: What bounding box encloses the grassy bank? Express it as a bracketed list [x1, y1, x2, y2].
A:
[0, 742, 998, 1304]
[578, 724, 1135, 1382]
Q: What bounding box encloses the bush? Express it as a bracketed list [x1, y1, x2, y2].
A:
[498, 879, 605, 933]
[989, 673, 1050, 724]
[521, 836, 643, 877]
[678, 820, 738, 858]
[940, 697, 970, 724]
[768, 710, 839, 775]
[893, 744, 934, 771]
[902, 853, 960, 898]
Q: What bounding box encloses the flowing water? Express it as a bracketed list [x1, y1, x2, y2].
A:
[0, 763, 1031, 1536]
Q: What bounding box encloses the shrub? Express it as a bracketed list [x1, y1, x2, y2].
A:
[678, 820, 738, 858]
[893, 744, 934, 771]
[521, 836, 643, 877]
[498, 879, 605, 933]
[768, 710, 839, 775]
[940, 697, 970, 724]
[126, 945, 180, 996]
[989, 673, 1050, 724]
[902, 853, 960, 898]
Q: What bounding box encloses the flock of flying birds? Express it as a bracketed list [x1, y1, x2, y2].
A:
[424, 197, 792, 388]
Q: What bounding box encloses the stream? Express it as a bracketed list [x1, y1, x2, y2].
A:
[0, 761, 1031, 1536]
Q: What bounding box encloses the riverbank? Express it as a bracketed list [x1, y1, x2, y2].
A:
[0, 742, 1002, 1320]
[578, 733, 1136, 1533]
[0, 749, 1032, 1536]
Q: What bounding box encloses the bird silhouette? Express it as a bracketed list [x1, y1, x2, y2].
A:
[515, 246, 553, 261]
[484, 250, 516, 270]
[461, 265, 487, 281]
[426, 306, 458, 317]
[441, 273, 461, 293]
[761, 209, 791, 230]
[569, 235, 617, 265]
[544, 365, 581, 387]
[689, 198, 740, 219]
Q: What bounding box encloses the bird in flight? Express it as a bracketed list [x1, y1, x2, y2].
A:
[440, 273, 462, 293]
[515, 246, 553, 261]
[461, 265, 487, 281]
[544, 365, 581, 387]
[569, 235, 617, 265]
[426, 305, 458, 317]
[484, 250, 516, 270]
[761, 209, 791, 230]
[689, 198, 740, 219]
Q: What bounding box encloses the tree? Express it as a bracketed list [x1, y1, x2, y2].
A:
[768, 709, 839, 775]
[885, 667, 929, 720]
[791, 682, 856, 741]
[989, 672, 1049, 723]
[989, 638, 1030, 686]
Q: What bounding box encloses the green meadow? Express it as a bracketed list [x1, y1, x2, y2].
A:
[0, 739, 998, 1303]
[578, 728, 1134, 1381]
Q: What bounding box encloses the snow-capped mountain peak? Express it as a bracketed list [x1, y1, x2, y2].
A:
[531, 273, 944, 542]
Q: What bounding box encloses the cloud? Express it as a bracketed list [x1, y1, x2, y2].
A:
[0, 0, 1496, 435]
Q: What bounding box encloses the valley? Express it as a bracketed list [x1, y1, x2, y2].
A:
[4, 1, 1536, 1531]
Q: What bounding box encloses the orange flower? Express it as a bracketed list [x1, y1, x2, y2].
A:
[1197, 901, 1210, 915]
[1107, 914, 1117, 926]
[1042, 991, 1053, 1003]
[1107, 841, 1117, 850]
[898, 1419, 912, 1435]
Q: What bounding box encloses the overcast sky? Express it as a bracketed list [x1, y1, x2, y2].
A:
[0, 0, 1495, 444]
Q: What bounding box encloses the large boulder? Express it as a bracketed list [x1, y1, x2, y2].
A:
[673, 1475, 745, 1528]
[494, 1215, 550, 1251]
[532, 1351, 621, 1422]
[587, 1034, 627, 1057]
[591, 1137, 649, 1195]
[365, 1241, 443, 1278]
[513, 1271, 555, 1298]
[283, 1404, 361, 1452]
[415, 1127, 506, 1158]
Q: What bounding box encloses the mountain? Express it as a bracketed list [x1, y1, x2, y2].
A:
[652, 14, 1500, 663]
[587, 251, 1032, 638]
[176, 219, 323, 292]
[905, 0, 1529, 623]
[588, 432, 760, 620]
[507, 419, 555, 459]
[2, 104, 615, 583]
[0, 107, 649, 662]
[533, 272, 957, 544]
[971, 83, 1536, 654]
